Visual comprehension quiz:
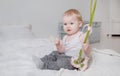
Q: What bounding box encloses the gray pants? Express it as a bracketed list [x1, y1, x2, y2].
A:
[41, 51, 75, 70]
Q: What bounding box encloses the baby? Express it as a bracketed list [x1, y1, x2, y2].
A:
[34, 9, 91, 71]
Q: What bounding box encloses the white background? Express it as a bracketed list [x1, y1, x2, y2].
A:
[0, 0, 119, 38]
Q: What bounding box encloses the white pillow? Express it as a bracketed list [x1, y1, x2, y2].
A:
[0, 25, 35, 40]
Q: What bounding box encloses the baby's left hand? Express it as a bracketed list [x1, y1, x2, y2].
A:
[82, 43, 89, 51]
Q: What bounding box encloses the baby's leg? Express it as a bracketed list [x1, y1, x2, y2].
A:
[43, 61, 60, 70]
[32, 56, 44, 69]
[40, 51, 63, 70]
[41, 51, 59, 63]
[57, 56, 75, 70]
[33, 51, 58, 69]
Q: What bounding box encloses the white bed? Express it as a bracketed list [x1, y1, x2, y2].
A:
[0, 25, 120, 76]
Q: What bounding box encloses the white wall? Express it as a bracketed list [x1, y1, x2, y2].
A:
[0, 0, 110, 38]
[109, 0, 120, 35]
[110, 0, 120, 18]
[95, 0, 110, 37]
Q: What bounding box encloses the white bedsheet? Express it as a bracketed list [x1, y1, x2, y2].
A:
[0, 38, 120, 76]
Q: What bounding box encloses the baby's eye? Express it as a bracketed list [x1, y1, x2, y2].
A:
[70, 22, 74, 25]
[64, 23, 67, 26]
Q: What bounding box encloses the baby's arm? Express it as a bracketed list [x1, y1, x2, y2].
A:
[54, 38, 65, 53]
[83, 42, 91, 58]
[80, 33, 91, 71]
[80, 26, 91, 57]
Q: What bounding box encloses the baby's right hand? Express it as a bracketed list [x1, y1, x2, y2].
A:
[54, 37, 60, 45]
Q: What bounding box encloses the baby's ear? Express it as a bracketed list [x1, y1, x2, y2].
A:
[79, 21, 83, 27]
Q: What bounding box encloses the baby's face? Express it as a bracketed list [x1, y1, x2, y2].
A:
[63, 15, 82, 36]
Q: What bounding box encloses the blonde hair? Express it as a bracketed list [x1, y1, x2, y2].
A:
[63, 9, 83, 22]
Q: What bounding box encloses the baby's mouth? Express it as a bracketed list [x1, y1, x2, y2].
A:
[67, 29, 71, 32]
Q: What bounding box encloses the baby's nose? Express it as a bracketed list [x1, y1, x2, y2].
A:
[66, 24, 71, 28]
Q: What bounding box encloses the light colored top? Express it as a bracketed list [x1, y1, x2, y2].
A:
[62, 32, 85, 58]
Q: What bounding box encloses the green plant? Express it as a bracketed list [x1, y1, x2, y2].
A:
[74, 0, 97, 68]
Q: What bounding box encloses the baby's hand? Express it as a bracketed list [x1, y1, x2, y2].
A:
[82, 43, 89, 51]
[54, 37, 61, 45]
[54, 37, 64, 53]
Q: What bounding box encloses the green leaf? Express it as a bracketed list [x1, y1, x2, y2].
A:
[80, 58, 85, 63]
[80, 63, 84, 68]
[74, 60, 79, 64]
